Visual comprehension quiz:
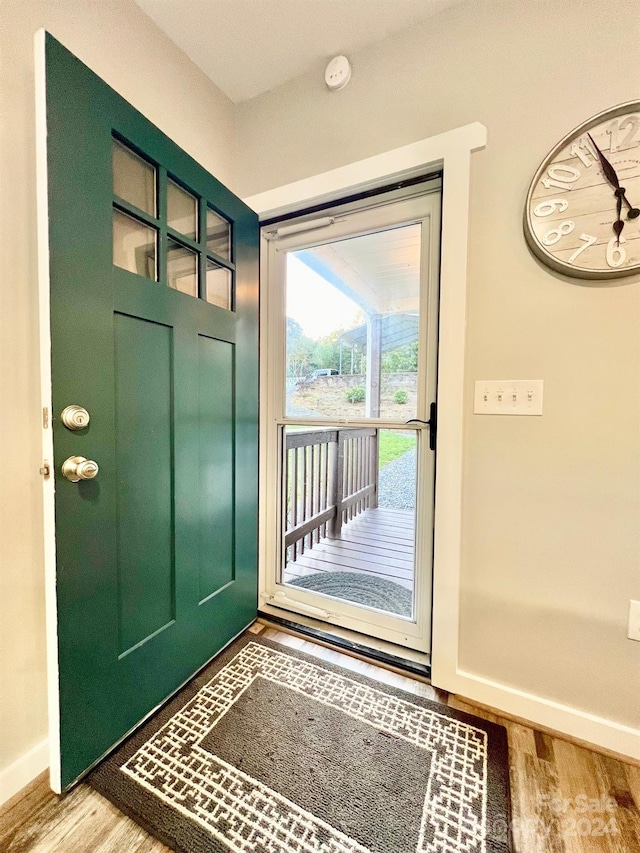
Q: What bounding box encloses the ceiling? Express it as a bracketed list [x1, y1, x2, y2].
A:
[297, 222, 421, 317]
[134, 0, 464, 103]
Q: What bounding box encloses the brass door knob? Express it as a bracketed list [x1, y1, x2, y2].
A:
[61, 456, 99, 482]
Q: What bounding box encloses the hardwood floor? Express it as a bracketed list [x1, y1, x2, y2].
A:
[284, 506, 415, 590]
[1, 621, 639, 852]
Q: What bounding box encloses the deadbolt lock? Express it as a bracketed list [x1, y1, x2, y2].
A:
[61, 405, 90, 430]
[61, 456, 99, 482]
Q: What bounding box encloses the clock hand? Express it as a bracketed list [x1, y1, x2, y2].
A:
[587, 133, 640, 219]
[586, 134, 627, 240]
[613, 190, 624, 245]
[587, 133, 620, 187]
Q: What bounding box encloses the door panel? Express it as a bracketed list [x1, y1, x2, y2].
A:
[114, 313, 175, 654]
[197, 335, 235, 599]
[41, 34, 258, 789]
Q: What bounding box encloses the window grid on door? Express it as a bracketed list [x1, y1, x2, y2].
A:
[111, 134, 235, 310]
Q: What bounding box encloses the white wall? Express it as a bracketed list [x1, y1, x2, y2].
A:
[0, 0, 235, 794]
[236, 0, 640, 733]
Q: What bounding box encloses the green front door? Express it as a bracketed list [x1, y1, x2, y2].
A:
[42, 35, 259, 790]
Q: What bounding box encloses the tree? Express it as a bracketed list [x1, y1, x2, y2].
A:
[381, 341, 418, 373]
[309, 330, 342, 372]
[286, 317, 314, 377]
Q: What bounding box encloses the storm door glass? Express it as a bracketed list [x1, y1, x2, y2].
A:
[282, 424, 417, 619]
[281, 223, 425, 620]
[285, 225, 421, 420]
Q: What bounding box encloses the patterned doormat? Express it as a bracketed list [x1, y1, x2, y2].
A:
[88, 634, 512, 853]
[289, 571, 413, 616]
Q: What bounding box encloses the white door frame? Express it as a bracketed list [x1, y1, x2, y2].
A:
[245, 122, 486, 687]
[35, 28, 62, 793]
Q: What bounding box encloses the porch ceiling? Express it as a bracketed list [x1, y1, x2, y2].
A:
[339, 313, 419, 353]
[296, 223, 421, 317]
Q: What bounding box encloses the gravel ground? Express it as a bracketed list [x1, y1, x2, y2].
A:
[377, 448, 416, 510]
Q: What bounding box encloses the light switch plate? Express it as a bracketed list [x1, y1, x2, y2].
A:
[628, 600, 640, 642]
[474, 380, 543, 415]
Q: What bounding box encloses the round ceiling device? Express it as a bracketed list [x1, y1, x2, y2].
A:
[325, 55, 352, 91]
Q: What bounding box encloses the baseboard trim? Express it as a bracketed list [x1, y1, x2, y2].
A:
[450, 669, 640, 761]
[0, 739, 49, 806]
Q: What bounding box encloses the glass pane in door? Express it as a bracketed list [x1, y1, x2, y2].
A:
[167, 239, 198, 296]
[206, 207, 231, 259]
[281, 425, 417, 619]
[205, 260, 232, 309]
[167, 179, 198, 240]
[285, 224, 421, 420]
[112, 209, 157, 279]
[112, 139, 156, 216]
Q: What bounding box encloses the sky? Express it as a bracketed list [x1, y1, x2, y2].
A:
[286, 253, 360, 340]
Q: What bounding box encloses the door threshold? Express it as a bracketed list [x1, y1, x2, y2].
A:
[257, 608, 431, 681]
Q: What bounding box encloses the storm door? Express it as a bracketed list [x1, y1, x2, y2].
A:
[262, 187, 440, 652]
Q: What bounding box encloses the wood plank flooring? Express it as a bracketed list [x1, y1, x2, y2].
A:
[1, 621, 639, 852]
[284, 506, 415, 590]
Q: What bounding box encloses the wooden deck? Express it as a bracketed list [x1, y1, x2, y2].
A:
[283, 506, 415, 590]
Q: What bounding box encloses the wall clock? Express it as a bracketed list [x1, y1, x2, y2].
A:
[524, 101, 640, 279]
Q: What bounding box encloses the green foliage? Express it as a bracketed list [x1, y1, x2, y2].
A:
[310, 329, 342, 373]
[381, 341, 418, 373]
[378, 431, 416, 468]
[286, 315, 419, 380]
[286, 317, 314, 377]
[286, 319, 367, 377]
[345, 386, 365, 403]
[393, 390, 408, 404]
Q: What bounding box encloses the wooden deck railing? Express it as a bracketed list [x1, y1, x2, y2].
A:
[284, 427, 378, 562]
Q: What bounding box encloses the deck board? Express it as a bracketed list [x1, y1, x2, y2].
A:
[288, 555, 414, 587]
[308, 542, 413, 570]
[283, 506, 415, 589]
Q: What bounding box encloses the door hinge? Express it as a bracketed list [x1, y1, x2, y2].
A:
[43, 407, 49, 429]
[39, 461, 51, 478]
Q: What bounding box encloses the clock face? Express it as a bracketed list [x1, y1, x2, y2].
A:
[524, 102, 640, 279]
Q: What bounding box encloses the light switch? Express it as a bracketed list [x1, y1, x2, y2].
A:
[474, 380, 543, 415]
[628, 600, 640, 642]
